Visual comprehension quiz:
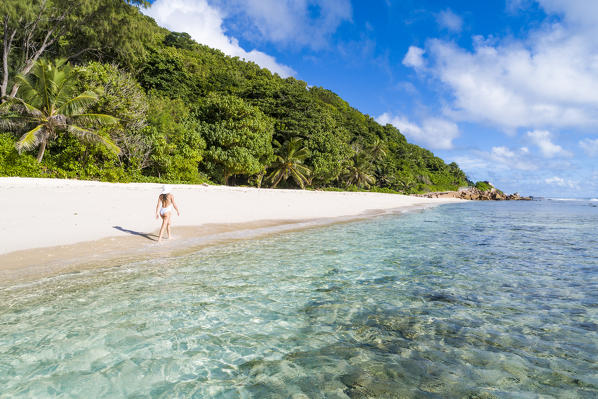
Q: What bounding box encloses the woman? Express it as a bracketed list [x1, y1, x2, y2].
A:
[155, 185, 180, 242]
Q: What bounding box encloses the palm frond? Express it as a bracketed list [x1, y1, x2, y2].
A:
[69, 113, 119, 126]
[267, 169, 285, 188]
[295, 163, 311, 176]
[267, 137, 313, 189]
[293, 148, 310, 160]
[14, 74, 43, 108]
[15, 125, 44, 152]
[67, 125, 121, 155]
[0, 114, 39, 130]
[290, 168, 308, 189]
[52, 58, 69, 69]
[8, 59, 118, 164]
[0, 97, 44, 118]
[58, 91, 98, 116]
[37, 61, 52, 110]
[53, 65, 78, 109]
[46, 60, 70, 106]
[54, 79, 77, 110]
[0, 98, 16, 112]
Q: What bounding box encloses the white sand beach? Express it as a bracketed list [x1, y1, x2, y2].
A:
[0, 177, 461, 282]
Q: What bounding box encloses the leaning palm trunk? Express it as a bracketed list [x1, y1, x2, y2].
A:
[0, 59, 119, 163]
[37, 130, 50, 162]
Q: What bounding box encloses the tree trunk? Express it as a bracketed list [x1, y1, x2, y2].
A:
[1, 18, 17, 100]
[2, 2, 66, 99]
[222, 167, 230, 185]
[8, 4, 62, 98]
[9, 29, 56, 98]
[256, 171, 264, 188]
[1, 18, 9, 99]
[36, 139, 47, 163]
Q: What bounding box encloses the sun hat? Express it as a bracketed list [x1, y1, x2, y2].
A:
[161, 185, 171, 194]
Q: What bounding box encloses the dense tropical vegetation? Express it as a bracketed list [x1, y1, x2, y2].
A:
[0, 59, 119, 162]
[0, 0, 471, 193]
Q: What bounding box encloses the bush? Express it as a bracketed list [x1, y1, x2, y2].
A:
[0, 134, 42, 177]
[370, 186, 400, 194]
[475, 181, 493, 191]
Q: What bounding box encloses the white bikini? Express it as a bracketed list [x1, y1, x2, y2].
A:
[160, 204, 173, 216]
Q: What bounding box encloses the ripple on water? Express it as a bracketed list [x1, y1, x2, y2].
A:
[0, 200, 597, 398]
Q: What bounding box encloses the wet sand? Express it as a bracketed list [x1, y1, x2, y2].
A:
[0, 178, 461, 285]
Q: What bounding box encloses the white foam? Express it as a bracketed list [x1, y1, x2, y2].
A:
[547, 198, 582, 201]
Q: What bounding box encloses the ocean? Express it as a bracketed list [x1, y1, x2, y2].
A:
[1, 199, 597, 398]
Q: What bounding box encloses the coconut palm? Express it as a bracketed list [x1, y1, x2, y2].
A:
[344, 152, 375, 189]
[368, 137, 387, 160]
[268, 137, 311, 189]
[397, 174, 417, 193]
[0, 59, 119, 163]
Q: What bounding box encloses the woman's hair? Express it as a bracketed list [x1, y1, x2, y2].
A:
[160, 193, 169, 203]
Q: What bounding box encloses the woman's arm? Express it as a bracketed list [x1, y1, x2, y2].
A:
[171, 195, 180, 216]
[155, 197, 161, 219]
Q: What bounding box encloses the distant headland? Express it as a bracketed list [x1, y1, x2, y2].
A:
[414, 181, 532, 201]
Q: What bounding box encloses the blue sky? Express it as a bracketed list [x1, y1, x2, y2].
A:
[144, 0, 598, 198]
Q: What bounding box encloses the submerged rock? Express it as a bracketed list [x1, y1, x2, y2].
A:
[425, 292, 460, 303]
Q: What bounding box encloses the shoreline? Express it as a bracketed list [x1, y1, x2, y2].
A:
[0, 177, 462, 285]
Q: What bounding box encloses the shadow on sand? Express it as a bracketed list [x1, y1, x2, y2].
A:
[113, 226, 157, 241]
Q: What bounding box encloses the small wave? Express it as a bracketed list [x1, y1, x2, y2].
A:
[547, 198, 583, 201]
[590, 198, 598, 202]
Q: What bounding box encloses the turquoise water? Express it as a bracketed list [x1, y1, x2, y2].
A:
[1, 200, 597, 398]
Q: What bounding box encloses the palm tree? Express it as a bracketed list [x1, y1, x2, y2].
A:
[0, 59, 119, 163]
[368, 137, 387, 160]
[344, 152, 375, 189]
[397, 174, 417, 193]
[268, 137, 311, 189]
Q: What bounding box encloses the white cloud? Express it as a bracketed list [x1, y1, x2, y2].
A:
[405, 1, 598, 131]
[453, 148, 593, 195]
[225, 0, 352, 50]
[545, 176, 577, 188]
[452, 155, 489, 171]
[491, 146, 515, 158]
[545, 176, 565, 185]
[537, 0, 598, 31]
[506, 0, 535, 13]
[144, 0, 295, 77]
[376, 113, 459, 150]
[436, 9, 463, 33]
[579, 138, 598, 156]
[453, 146, 537, 175]
[489, 146, 537, 170]
[402, 46, 425, 68]
[526, 130, 571, 157]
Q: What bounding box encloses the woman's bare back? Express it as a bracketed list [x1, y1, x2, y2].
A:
[160, 193, 173, 207]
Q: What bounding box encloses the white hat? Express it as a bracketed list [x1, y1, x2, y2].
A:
[161, 185, 171, 194]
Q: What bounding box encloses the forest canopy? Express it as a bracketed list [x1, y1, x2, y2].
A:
[0, 0, 470, 193]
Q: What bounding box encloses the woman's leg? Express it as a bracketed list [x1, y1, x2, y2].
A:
[158, 213, 169, 242]
[166, 216, 172, 239]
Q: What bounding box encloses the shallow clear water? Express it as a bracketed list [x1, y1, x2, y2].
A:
[1, 200, 597, 398]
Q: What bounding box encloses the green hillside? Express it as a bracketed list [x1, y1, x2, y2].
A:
[0, 0, 469, 193]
